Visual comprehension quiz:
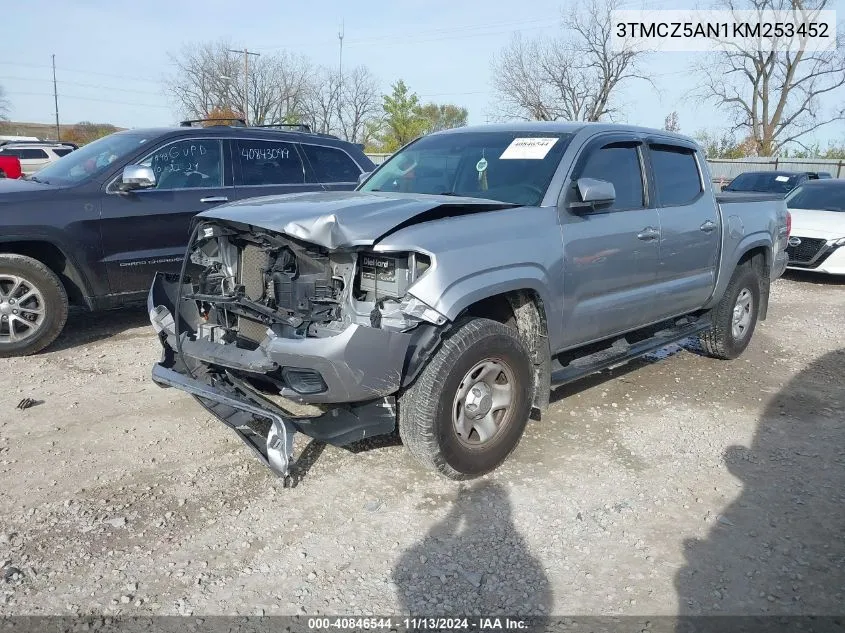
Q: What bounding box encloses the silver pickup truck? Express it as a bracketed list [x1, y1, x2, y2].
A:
[148, 123, 790, 483]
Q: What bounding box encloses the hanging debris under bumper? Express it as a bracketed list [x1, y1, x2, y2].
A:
[148, 267, 418, 481]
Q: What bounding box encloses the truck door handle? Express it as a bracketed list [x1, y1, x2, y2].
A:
[637, 227, 660, 241]
[200, 196, 228, 203]
[700, 220, 717, 233]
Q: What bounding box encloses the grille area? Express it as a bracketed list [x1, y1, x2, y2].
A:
[239, 244, 268, 299]
[238, 245, 269, 342]
[238, 317, 268, 343]
[786, 237, 826, 264]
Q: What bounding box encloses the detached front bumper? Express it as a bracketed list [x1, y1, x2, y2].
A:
[147, 273, 414, 479]
[148, 272, 413, 404]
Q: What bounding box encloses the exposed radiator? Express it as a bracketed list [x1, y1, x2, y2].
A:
[238, 245, 269, 342]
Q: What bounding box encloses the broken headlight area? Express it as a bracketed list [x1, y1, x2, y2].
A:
[345, 250, 445, 330]
[182, 221, 444, 348]
[149, 221, 451, 479]
[150, 220, 448, 404]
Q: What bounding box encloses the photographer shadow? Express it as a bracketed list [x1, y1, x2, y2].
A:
[675, 349, 845, 616]
[392, 480, 552, 627]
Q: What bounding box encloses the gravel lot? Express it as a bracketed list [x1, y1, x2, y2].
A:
[0, 272, 842, 617]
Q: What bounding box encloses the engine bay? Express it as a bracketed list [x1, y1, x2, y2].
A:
[184, 222, 434, 347]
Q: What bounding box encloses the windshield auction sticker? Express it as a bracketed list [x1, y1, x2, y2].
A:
[500, 137, 559, 160]
[611, 9, 836, 52]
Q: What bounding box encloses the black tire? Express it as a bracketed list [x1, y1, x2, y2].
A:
[398, 317, 534, 480]
[0, 254, 69, 357]
[699, 263, 761, 360]
[0, 169, 6, 179]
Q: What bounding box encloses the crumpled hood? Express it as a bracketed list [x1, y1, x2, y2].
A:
[198, 190, 516, 249]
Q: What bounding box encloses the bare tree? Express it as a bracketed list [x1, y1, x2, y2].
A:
[304, 67, 343, 135]
[304, 65, 381, 143]
[251, 51, 312, 125]
[336, 65, 381, 144]
[0, 85, 10, 122]
[664, 111, 681, 131]
[167, 40, 312, 125]
[700, 0, 845, 155]
[492, 0, 651, 121]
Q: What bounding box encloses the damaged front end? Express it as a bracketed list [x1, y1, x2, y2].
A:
[149, 219, 447, 482]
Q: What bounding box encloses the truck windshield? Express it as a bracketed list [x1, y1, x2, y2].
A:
[31, 133, 151, 185]
[359, 131, 574, 206]
[786, 183, 845, 212]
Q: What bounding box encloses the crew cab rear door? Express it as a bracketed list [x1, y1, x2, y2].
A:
[645, 140, 720, 318]
[99, 136, 233, 294]
[558, 133, 663, 348]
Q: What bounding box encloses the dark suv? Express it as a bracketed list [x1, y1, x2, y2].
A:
[722, 170, 831, 195]
[0, 122, 374, 356]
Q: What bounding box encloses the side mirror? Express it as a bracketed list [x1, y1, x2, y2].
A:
[357, 171, 372, 186]
[120, 164, 156, 191]
[571, 177, 615, 211]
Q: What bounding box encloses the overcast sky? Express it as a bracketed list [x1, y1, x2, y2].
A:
[2, 0, 844, 146]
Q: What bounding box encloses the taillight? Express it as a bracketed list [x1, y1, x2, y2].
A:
[786, 210, 792, 238]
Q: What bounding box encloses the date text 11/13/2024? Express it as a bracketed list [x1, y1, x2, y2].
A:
[306, 617, 531, 630]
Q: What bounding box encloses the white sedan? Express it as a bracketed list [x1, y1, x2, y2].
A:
[784, 179, 845, 275]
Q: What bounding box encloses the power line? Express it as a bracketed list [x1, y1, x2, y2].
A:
[0, 75, 165, 97]
[418, 90, 489, 98]
[0, 61, 162, 84]
[344, 24, 553, 48]
[345, 17, 555, 44]
[10, 91, 171, 110]
[252, 15, 559, 51]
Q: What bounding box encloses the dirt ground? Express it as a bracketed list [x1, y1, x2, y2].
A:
[0, 272, 842, 617]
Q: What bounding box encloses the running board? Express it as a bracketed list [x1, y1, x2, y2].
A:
[549, 318, 711, 388]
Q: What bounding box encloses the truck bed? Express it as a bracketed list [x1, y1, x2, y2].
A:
[716, 192, 784, 204]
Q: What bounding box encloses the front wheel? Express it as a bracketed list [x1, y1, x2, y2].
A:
[398, 318, 534, 480]
[0, 254, 69, 357]
[699, 263, 761, 360]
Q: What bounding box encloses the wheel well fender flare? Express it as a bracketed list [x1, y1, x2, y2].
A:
[0, 237, 94, 308]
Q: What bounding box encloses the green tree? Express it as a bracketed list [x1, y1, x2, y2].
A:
[379, 80, 426, 152]
[417, 103, 468, 134]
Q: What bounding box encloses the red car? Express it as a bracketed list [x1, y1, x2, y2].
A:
[0, 154, 22, 179]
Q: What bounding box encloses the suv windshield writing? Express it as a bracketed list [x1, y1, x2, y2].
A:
[32, 133, 150, 185]
[360, 131, 574, 206]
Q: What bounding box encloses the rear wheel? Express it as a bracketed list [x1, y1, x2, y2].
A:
[398, 318, 534, 480]
[0, 169, 6, 179]
[699, 263, 761, 360]
[0, 255, 69, 357]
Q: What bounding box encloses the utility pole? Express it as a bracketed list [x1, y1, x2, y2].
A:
[52, 54, 60, 141]
[228, 48, 260, 125]
[338, 21, 345, 78]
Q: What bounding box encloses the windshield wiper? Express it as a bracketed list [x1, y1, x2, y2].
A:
[436, 191, 462, 196]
